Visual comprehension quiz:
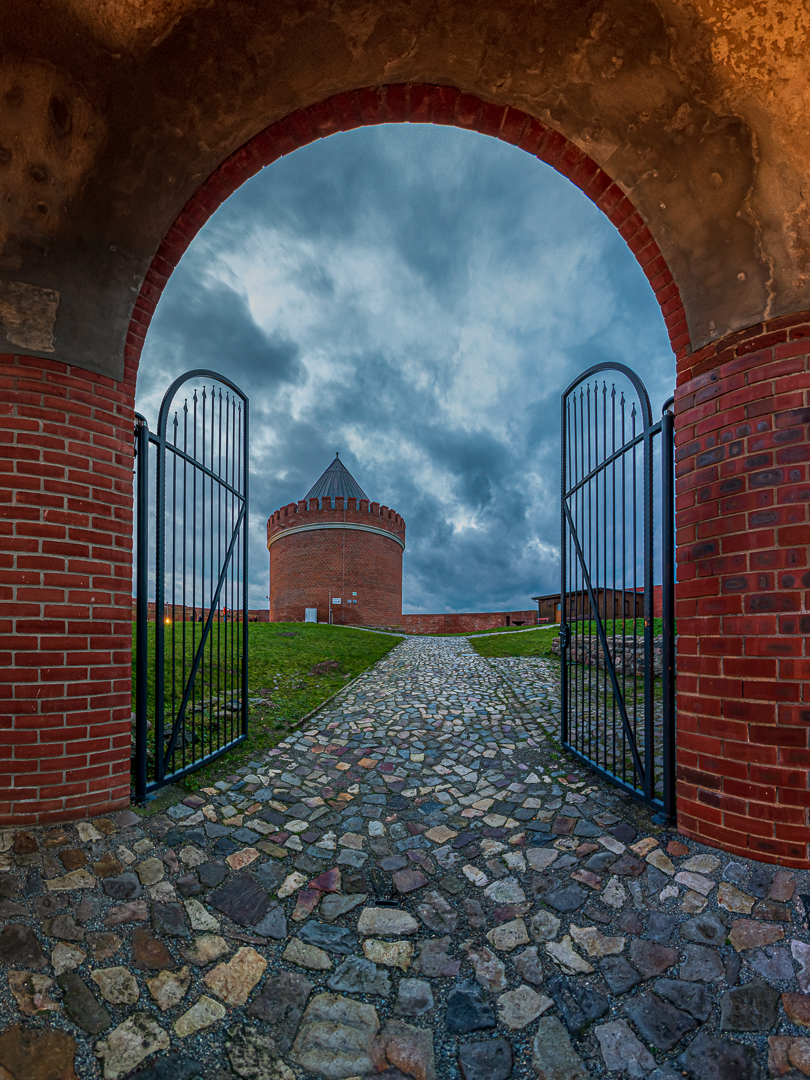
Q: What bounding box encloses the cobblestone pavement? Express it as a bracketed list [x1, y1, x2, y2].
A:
[1, 635, 809, 1080]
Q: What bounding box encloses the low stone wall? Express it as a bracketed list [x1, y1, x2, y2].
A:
[400, 610, 539, 634]
[551, 634, 664, 676]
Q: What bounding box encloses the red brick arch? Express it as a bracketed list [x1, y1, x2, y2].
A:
[123, 83, 689, 386]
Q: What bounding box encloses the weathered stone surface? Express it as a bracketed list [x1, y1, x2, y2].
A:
[253, 905, 288, 940]
[86, 931, 123, 961]
[204, 946, 267, 1005]
[411, 935, 458, 977]
[297, 922, 357, 954]
[600, 955, 643, 995]
[208, 872, 272, 926]
[678, 1032, 760, 1080]
[545, 885, 586, 913]
[526, 848, 558, 872]
[569, 925, 625, 957]
[717, 882, 755, 914]
[394, 978, 434, 1017]
[7, 970, 60, 1016]
[793, 940, 810, 992]
[284, 938, 333, 970]
[174, 995, 226, 1038]
[751, 945, 795, 982]
[497, 984, 552, 1029]
[681, 913, 728, 947]
[484, 877, 526, 906]
[467, 945, 507, 992]
[357, 907, 419, 936]
[545, 935, 594, 975]
[445, 982, 496, 1035]
[42, 914, 85, 941]
[101, 873, 143, 901]
[58, 972, 112, 1035]
[46, 870, 98, 893]
[92, 966, 140, 1005]
[178, 934, 228, 967]
[719, 980, 779, 1031]
[531, 1015, 589, 1080]
[458, 1038, 513, 1080]
[320, 892, 366, 922]
[291, 993, 380, 1080]
[247, 970, 313, 1049]
[486, 918, 529, 952]
[393, 868, 428, 894]
[546, 973, 609, 1035]
[104, 900, 149, 927]
[624, 992, 697, 1051]
[729, 919, 785, 952]
[136, 857, 164, 885]
[629, 939, 678, 979]
[654, 979, 711, 1021]
[327, 956, 391, 996]
[0, 923, 47, 970]
[133, 929, 177, 971]
[227, 1027, 295, 1080]
[416, 890, 458, 933]
[152, 902, 191, 938]
[595, 1019, 656, 1078]
[782, 993, 810, 1027]
[680, 944, 725, 982]
[147, 967, 192, 1011]
[374, 1019, 435, 1080]
[512, 945, 544, 986]
[529, 909, 561, 943]
[0, 1023, 79, 1080]
[95, 1014, 170, 1080]
[52, 942, 87, 975]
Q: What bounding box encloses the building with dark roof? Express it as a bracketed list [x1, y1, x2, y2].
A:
[266, 455, 405, 626]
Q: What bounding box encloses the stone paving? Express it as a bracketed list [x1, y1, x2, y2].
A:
[1, 635, 810, 1080]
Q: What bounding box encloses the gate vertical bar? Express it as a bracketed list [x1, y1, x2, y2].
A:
[241, 396, 250, 739]
[660, 399, 676, 821]
[134, 415, 150, 803]
[642, 405, 655, 804]
[560, 385, 569, 745]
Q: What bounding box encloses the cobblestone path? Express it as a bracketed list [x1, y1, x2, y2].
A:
[1, 635, 809, 1080]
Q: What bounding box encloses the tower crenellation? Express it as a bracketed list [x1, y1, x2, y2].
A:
[267, 454, 405, 627]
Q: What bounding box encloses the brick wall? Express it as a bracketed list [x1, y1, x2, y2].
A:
[674, 312, 810, 866]
[0, 353, 134, 824]
[401, 611, 539, 634]
[125, 85, 688, 371]
[268, 497, 404, 627]
[131, 601, 269, 623]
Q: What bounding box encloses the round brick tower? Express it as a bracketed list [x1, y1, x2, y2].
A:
[267, 455, 405, 627]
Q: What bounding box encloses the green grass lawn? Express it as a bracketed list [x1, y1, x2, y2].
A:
[471, 624, 560, 658]
[434, 623, 546, 637]
[132, 621, 400, 790]
[470, 618, 667, 659]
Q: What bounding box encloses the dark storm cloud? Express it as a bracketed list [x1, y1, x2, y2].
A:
[137, 123, 674, 613]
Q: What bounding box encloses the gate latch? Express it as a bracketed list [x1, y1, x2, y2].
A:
[558, 623, 569, 650]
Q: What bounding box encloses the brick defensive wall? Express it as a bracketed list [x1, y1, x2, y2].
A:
[267, 497, 405, 628]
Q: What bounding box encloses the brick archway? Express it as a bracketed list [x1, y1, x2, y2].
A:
[5, 81, 808, 866]
[122, 84, 690, 387]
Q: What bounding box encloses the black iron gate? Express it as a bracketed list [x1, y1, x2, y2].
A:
[560, 363, 675, 821]
[133, 369, 249, 799]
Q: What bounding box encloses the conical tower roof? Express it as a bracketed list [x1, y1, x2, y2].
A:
[304, 453, 369, 503]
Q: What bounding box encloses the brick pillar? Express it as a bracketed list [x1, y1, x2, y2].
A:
[0, 353, 134, 824]
[674, 314, 810, 866]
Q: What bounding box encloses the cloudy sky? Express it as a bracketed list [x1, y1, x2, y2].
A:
[135, 123, 675, 614]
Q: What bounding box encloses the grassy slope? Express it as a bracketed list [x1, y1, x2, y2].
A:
[470, 618, 665, 659]
[471, 625, 560, 658]
[132, 621, 400, 790]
